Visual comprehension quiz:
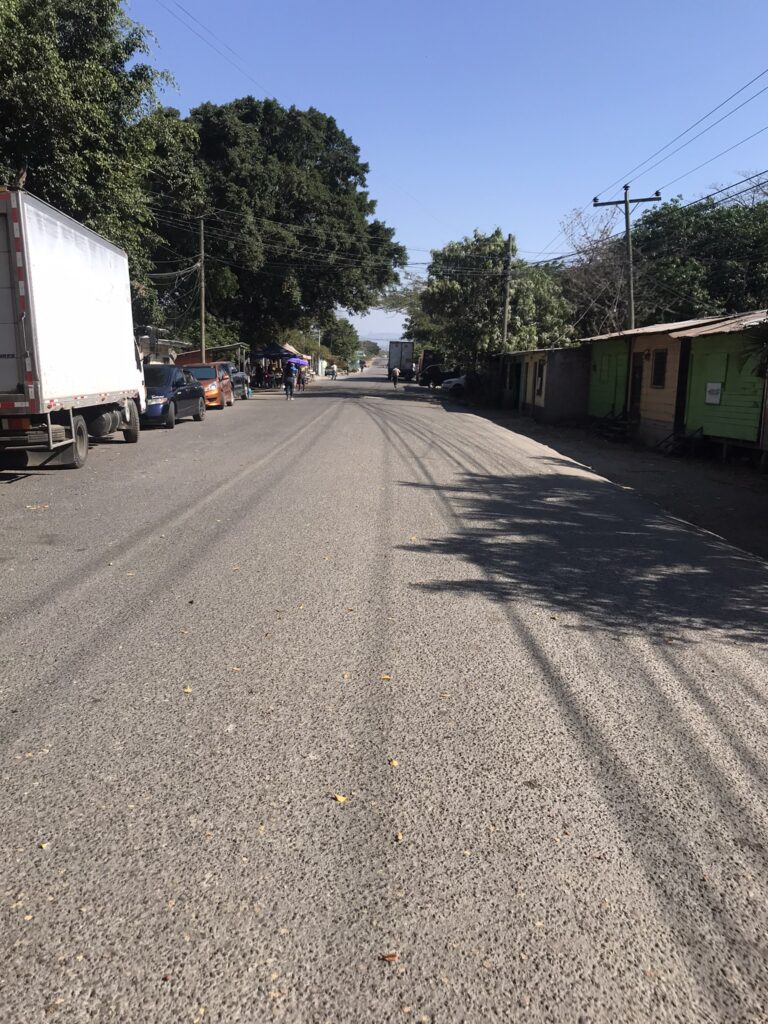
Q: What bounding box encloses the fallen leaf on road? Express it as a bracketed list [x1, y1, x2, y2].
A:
[232, 566, 240, 572]
[126, 572, 135, 577]
[388, 759, 399, 768]
[439, 692, 450, 698]
[38, 842, 49, 849]
[182, 687, 193, 694]
[342, 672, 351, 680]
[395, 832, 403, 843]
[299, 604, 304, 609]
[381, 674, 392, 681]
[381, 952, 399, 963]
[410, 536, 417, 542]
[25, 504, 49, 511]
[229, 667, 241, 672]
[333, 794, 348, 803]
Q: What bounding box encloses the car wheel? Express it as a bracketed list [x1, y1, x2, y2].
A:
[193, 399, 205, 422]
[122, 399, 140, 443]
[66, 415, 89, 469]
[165, 402, 176, 429]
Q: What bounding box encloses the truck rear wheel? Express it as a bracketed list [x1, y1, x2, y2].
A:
[123, 400, 140, 443]
[65, 416, 89, 469]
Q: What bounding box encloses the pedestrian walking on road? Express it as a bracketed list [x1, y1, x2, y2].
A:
[297, 368, 307, 392]
[391, 366, 401, 389]
[330, 363, 338, 380]
[283, 362, 297, 400]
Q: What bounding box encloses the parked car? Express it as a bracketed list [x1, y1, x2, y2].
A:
[141, 364, 206, 428]
[219, 361, 240, 385]
[185, 362, 234, 409]
[418, 364, 459, 388]
[231, 371, 250, 400]
[440, 374, 467, 397]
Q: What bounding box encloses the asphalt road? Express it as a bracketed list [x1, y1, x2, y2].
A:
[2, 372, 768, 1024]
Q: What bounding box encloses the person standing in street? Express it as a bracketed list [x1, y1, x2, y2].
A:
[284, 362, 297, 400]
[391, 365, 401, 389]
[297, 367, 307, 392]
[330, 363, 338, 380]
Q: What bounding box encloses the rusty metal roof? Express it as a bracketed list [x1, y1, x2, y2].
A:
[579, 315, 731, 343]
[669, 309, 768, 337]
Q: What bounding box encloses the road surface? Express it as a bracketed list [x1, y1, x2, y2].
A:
[2, 373, 768, 1023]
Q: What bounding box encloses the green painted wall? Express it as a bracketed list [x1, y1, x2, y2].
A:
[588, 339, 629, 417]
[685, 335, 765, 442]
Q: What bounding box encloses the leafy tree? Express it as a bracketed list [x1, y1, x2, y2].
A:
[360, 340, 383, 358]
[557, 192, 768, 336]
[321, 317, 360, 368]
[633, 198, 768, 323]
[162, 97, 407, 344]
[410, 229, 573, 366]
[0, 0, 167, 272]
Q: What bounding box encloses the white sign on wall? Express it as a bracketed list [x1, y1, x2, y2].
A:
[705, 382, 722, 405]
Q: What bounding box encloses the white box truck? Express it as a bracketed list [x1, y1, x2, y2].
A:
[388, 340, 415, 381]
[0, 189, 145, 468]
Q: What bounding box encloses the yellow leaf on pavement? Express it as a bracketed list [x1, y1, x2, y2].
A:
[182, 686, 193, 694]
[333, 794, 348, 803]
[388, 759, 399, 768]
[381, 674, 392, 681]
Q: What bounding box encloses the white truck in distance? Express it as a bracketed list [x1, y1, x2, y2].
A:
[388, 340, 414, 380]
[0, 190, 145, 468]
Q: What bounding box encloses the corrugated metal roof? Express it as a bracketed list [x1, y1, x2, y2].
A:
[579, 315, 730, 343]
[669, 309, 768, 337]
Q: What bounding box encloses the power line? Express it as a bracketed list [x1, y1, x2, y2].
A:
[153, 0, 272, 96]
[659, 124, 768, 191]
[627, 82, 768, 188]
[595, 63, 768, 198]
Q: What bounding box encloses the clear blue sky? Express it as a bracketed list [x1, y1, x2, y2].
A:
[129, 0, 768, 339]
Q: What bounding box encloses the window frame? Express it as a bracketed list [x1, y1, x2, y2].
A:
[650, 348, 668, 389]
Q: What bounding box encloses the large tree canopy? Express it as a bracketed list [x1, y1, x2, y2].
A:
[0, 4, 406, 345]
[406, 229, 573, 365]
[0, 0, 170, 273]
[153, 97, 407, 344]
[557, 194, 768, 337]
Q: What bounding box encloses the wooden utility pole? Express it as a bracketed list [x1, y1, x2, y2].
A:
[593, 185, 660, 330]
[501, 232, 514, 347]
[199, 217, 206, 361]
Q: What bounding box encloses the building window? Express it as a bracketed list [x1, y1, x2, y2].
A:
[651, 348, 667, 388]
[535, 360, 545, 395]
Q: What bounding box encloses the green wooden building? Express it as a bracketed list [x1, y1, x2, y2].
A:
[672, 319, 767, 445]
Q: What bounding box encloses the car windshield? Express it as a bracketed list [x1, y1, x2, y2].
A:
[143, 365, 173, 386]
[187, 366, 216, 381]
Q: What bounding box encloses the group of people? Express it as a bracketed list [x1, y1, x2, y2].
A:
[250, 362, 310, 394]
[282, 362, 308, 400]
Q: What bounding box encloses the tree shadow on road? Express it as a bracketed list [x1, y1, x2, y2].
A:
[404, 466, 768, 644]
[398, 465, 768, 1017]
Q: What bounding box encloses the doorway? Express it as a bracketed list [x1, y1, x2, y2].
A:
[629, 352, 644, 421]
